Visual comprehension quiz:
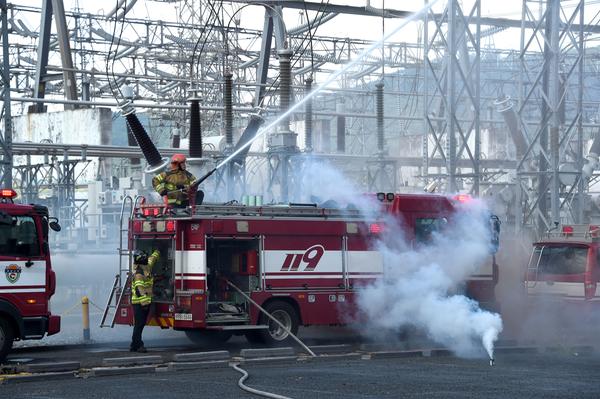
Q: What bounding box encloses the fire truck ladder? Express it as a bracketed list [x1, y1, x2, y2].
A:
[100, 195, 138, 328]
[525, 245, 545, 289]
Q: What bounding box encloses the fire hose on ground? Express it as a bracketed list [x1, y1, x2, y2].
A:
[225, 280, 316, 399]
[231, 363, 293, 399]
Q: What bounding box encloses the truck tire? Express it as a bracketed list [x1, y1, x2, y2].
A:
[0, 317, 15, 363]
[258, 301, 299, 345]
[185, 330, 232, 346]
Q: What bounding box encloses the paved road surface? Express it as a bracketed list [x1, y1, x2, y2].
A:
[2, 351, 599, 398]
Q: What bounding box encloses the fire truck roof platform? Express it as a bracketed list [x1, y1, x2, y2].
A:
[137, 202, 368, 220]
[536, 224, 600, 245]
[134, 193, 455, 220]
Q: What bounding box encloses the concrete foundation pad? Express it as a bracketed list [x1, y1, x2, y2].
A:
[102, 355, 163, 367]
[172, 350, 230, 362]
[240, 356, 298, 365]
[307, 344, 353, 355]
[24, 361, 81, 373]
[239, 347, 295, 359]
[167, 360, 230, 371]
[0, 371, 76, 384]
[299, 353, 363, 362]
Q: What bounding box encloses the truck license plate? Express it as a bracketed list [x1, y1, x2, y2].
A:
[174, 313, 192, 321]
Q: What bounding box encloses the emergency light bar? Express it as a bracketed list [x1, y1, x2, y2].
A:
[140, 205, 165, 217]
[453, 194, 472, 203]
[0, 189, 17, 199]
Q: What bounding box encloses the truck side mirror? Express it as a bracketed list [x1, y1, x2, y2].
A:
[49, 221, 61, 232]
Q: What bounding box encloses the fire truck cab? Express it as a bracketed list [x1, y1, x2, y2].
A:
[102, 193, 499, 345]
[0, 189, 61, 362]
[526, 224, 600, 303]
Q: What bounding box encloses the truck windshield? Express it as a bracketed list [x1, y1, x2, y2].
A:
[0, 215, 40, 257]
[531, 245, 587, 275]
[415, 217, 447, 244]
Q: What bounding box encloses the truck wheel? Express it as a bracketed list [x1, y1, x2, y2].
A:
[185, 330, 232, 346]
[258, 301, 299, 345]
[0, 317, 15, 363]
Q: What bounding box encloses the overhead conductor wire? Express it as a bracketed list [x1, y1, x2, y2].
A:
[106, 0, 129, 102]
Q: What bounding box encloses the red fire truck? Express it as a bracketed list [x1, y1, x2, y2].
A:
[101, 193, 499, 345]
[0, 189, 61, 362]
[525, 224, 600, 304]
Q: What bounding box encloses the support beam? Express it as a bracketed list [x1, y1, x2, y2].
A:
[32, 0, 53, 113]
[51, 0, 78, 107]
[0, 0, 12, 186]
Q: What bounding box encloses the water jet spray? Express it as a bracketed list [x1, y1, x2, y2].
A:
[194, 0, 441, 184]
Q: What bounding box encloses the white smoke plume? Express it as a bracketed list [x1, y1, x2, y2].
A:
[295, 159, 503, 358]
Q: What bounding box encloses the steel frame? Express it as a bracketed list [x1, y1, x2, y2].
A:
[516, 0, 585, 231]
[423, 0, 481, 194]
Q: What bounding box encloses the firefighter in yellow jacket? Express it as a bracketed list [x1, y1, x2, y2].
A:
[130, 249, 160, 353]
[152, 154, 197, 208]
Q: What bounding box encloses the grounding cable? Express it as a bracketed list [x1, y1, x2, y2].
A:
[231, 363, 294, 399]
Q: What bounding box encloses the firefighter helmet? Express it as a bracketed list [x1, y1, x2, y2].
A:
[133, 250, 148, 265]
[171, 153, 187, 165]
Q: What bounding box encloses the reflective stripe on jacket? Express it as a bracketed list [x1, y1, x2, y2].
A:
[131, 250, 160, 306]
[152, 170, 196, 205]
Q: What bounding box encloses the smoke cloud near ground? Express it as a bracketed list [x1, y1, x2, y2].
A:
[495, 233, 600, 347]
[294, 159, 503, 358]
[357, 202, 503, 358]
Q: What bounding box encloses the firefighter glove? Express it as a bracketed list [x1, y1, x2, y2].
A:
[159, 189, 168, 196]
[177, 185, 185, 190]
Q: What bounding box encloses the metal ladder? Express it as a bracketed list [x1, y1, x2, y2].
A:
[100, 195, 142, 328]
[525, 245, 545, 289]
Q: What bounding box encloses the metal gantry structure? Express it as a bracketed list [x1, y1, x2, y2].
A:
[516, 0, 586, 232]
[1, 0, 600, 242]
[423, 0, 481, 195]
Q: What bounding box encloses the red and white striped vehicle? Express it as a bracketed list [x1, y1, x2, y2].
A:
[0, 189, 61, 362]
[101, 193, 500, 344]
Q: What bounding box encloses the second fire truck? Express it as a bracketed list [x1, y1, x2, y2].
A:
[526, 224, 600, 304]
[101, 193, 500, 344]
[0, 189, 61, 362]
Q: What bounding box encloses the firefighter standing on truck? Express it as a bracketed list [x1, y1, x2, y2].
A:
[152, 154, 198, 208]
[130, 249, 160, 353]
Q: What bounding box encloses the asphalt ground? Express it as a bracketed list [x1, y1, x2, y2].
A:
[6, 326, 366, 368]
[1, 350, 599, 398]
